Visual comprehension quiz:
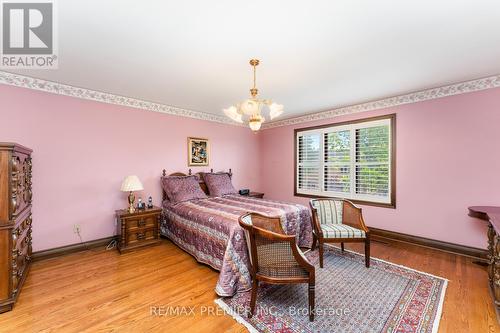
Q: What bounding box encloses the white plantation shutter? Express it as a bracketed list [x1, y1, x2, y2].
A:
[355, 125, 390, 197]
[296, 116, 394, 205]
[297, 133, 321, 192]
[324, 130, 351, 194]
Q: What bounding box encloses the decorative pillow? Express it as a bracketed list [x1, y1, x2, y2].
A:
[202, 172, 237, 197]
[161, 175, 207, 204]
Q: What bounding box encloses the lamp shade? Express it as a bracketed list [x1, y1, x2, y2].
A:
[269, 103, 284, 119]
[223, 106, 243, 123]
[120, 175, 144, 192]
[240, 99, 259, 115]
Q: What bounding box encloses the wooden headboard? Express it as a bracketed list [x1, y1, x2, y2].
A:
[161, 168, 232, 201]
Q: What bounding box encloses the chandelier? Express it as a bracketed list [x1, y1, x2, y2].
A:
[223, 59, 284, 132]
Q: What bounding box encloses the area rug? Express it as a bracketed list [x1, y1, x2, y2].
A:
[215, 246, 448, 333]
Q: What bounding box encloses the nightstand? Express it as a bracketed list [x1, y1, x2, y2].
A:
[246, 192, 264, 199]
[115, 206, 162, 253]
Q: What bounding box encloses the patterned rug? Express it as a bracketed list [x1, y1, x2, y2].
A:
[215, 246, 447, 333]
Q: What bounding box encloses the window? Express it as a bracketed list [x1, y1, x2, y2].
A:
[295, 114, 395, 207]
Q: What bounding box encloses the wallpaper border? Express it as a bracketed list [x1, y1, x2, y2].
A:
[262, 74, 500, 129]
[1, 71, 499, 129]
[0, 71, 239, 126]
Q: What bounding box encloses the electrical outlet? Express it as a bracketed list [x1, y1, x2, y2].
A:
[73, 224, 81, 234]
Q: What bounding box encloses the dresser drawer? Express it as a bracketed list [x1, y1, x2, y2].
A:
[12, 252, 26, 294]
[12, 233, 30, 296]
[12, 214, 32, 250]
[12, 213, 32, 294]
[126, 228, 157, 245]
[125, 215, 157, 231]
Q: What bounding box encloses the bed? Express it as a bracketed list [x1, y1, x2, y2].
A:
[159, 169, 313, 296]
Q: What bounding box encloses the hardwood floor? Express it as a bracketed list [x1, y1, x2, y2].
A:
[0, 238, 497, 333]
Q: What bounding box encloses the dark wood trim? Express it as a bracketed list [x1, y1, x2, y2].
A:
[370, 227, 488, 260]
[31, 226, 487, 269]
[294, 113, 396, 209]
[32, 236, 116, 261]
[295, 192, 395, 209]
[294, 113, 396, 132]
[32, 227, 487, 265]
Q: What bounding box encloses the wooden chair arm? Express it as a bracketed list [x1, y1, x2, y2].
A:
[342, 200, 369, 232]
[291, 244, 315, 275]
[253, 226, 295, 241]
[308, 202, 323, 237]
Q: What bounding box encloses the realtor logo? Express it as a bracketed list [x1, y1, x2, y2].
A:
[1, 0, 57, 68]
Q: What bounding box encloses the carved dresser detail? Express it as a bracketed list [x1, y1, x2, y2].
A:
[0, 143, 33, 313]
[468, 205, 500, 318]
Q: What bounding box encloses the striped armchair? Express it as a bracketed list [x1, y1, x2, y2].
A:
[239, 212, 316, 321]
[310, 198, 370, 268]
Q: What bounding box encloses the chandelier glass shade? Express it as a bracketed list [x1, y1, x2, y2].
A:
[223, 59, 284, 132]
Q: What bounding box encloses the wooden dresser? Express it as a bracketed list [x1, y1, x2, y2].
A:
[115, 206, 162, 253]
[0, 143, 33, 313]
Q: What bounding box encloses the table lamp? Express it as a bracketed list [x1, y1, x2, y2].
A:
[120, 175, 144, 213]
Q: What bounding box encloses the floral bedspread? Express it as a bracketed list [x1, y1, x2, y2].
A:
[160, 194, 312, 296]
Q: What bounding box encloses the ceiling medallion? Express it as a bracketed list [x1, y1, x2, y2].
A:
[223, 59, 284, 132]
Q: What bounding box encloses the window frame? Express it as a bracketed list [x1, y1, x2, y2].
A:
[294, 114, 396, 208]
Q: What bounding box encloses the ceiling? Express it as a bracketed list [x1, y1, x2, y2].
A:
[9, 0, 500, 121]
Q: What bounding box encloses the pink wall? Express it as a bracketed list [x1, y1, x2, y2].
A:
[1, 83, 499, 251]
[258, 87, 500, 249]
[0, 85, 262, 251]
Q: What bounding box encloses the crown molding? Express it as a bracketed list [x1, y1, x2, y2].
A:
[1, 71, 499, 130]
[0, 71, 242, 126]
[262, 74, 500, 129]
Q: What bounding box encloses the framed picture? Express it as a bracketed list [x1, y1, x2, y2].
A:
[188, 137, 209, 166]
